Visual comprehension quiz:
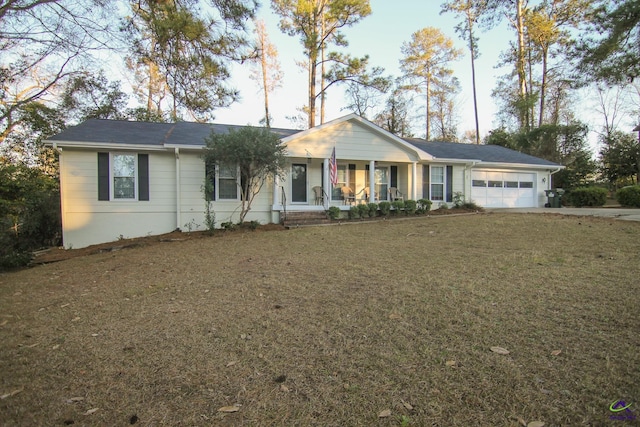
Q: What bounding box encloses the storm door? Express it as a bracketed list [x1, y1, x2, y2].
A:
[291, 163, 307, 203]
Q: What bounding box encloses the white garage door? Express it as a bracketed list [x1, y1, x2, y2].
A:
[471, 171, 536, 208]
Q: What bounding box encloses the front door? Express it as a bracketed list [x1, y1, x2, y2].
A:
[291, 163, 307, 203]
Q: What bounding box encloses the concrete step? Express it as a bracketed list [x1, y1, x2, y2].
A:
[282, 211, 331, 228]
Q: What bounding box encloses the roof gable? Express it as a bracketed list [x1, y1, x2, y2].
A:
[282, 114, 432, 161]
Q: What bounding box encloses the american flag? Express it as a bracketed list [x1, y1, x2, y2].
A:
[329, 147, 338, 186]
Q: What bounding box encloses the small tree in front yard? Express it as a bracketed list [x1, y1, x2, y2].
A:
[204, 126, 287, 223]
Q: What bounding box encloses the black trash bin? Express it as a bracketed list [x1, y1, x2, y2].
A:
[544, 189, 564, 208]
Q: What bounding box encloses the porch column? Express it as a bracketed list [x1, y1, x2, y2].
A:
[175, 148, 181, 230]
[273, 175, 280, 206]
[323, 157, 330, 208]
[369, 160, 375, 203]
[411, 162, 417, 200]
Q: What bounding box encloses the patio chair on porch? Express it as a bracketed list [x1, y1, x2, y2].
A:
[341, 186, 356, 205]
[312, 186, 324, 205]
[362, 187, 379, 202]
[389, 187, 404, 201]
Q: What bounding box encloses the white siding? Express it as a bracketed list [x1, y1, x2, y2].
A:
[286, 121, 419, 163]
[178, 151, 274, 229]
[60, 149, 277, 248]
[60, 149, 177, 248]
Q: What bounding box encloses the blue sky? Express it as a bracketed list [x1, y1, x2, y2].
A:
[214, 0, 515, 138]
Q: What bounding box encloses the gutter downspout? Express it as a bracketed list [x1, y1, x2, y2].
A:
[53, 143, 67, 247]
[549, 167, 562, 190]
[465, 161, 477, 202]
[175, 148, 181, 231]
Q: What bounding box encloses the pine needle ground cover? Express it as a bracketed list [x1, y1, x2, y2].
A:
[1, 213, 638, 426]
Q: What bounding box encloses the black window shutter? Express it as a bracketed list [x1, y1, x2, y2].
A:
[98, 152, 109, 201]
[348, 164, 356, 190]
[390, 165, 398, 188]
[423, 165, 430, 199]
[446, 165, 453, 202]
[205, 163, 216, 201]
[138, 154, 149, 201]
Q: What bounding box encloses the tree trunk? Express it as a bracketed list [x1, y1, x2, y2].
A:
[260, 28, 271, 128]
[516, 0, 527, 130]
[320, 10, 326, 124]
[538, 46, 548, 128]
[527, 37, 534, 129]
[147, 61, 154, 114]
[425, 78, 431, 140]
[309, 58, 316, 128]
[468, 15, 480, 144]
[263, 65, 270, 128]
[637, 132, 640, 184]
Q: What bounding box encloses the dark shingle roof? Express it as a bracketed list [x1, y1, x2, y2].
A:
[48, 119, 301, 146]
[404, 138, 561, 166]
[49, 119, 560, 167]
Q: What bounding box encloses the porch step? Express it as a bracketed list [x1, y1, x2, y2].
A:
[282, 211, 331, 228]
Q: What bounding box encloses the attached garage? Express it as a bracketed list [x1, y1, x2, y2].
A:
[471, 170, 537, 208]
[402, 139, 563, 209]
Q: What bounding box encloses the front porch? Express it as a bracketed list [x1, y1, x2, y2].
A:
[272, 158, 420, 212]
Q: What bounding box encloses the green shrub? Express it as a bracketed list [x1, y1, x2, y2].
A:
[417, 199, 432, 213]
[458, 201, 483, 211]
[616, 185, 640, 207]
[367, 203, 378, 217]
[242, 220, 260, 231]
[221, 221, 236, 231]
[455, 200, 484, 211]
[567, 187, 607, 207]
[378, 201, 391, 216]
[404, 199, 417, 215]
[391, 200, 405, 214]
[0, 163, 61, 270]
[438, 202, 449, 210]
[452, 192, 464, 208]
[327, 206, 341, 220]
[357, 203, 369, 218]
[348, 206, 360, 219]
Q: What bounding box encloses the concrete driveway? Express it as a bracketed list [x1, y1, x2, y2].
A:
[486, 207, 640, 222]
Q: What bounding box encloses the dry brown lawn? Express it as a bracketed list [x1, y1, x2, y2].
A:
[1, 213, 639, 426]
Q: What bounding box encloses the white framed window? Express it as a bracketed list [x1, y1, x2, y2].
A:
[431, 166, 444, 201]
[365, 165, 389, 200]
[98, 152, 149, 202]
[218, 163, 239, 200]
[332, 164, 348, 200]
[112, 153, 137, 200]
[375, 166, 389, 200]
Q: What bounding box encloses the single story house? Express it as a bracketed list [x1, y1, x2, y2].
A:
[46, 114, 563, 248]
